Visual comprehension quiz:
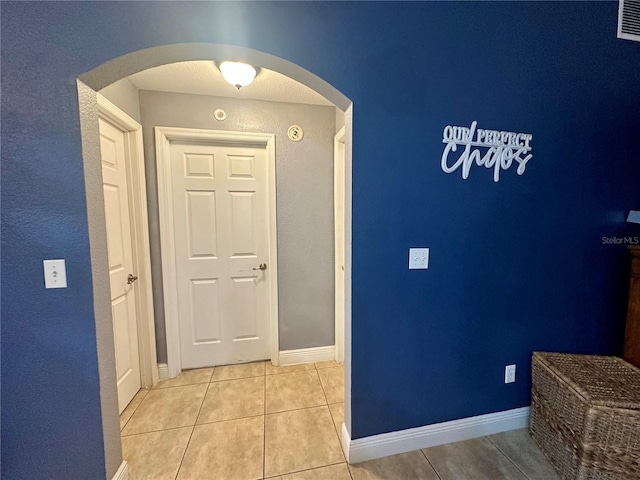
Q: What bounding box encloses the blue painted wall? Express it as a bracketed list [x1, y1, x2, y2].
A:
[2, 1, 639, 477]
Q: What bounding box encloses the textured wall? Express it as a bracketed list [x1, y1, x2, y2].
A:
[2, 2, 640, 478]
[77, 81, 123, 480]
[99, 79, 141, 123]
[336, 108, 345, 133]
[139, 91, 337, 358]
[2, 5, 109, 477]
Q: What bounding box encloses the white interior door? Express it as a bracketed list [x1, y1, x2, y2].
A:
[99, 117, 141, 413]
[169, 141, 271, 369]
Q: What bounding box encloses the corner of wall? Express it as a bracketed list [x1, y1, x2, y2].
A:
[335, 107, 345, 134]
[77, 79, 123, 480]
[98, 78, 142, 124]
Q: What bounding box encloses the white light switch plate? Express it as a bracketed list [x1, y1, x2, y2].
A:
[409, 248, 429, 269]
[43, 259, 67, 289]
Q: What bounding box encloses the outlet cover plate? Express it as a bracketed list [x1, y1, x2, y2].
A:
[409, 248, 429, 269]
[43, 259, 67, 289]
[505, 364, 516, 384]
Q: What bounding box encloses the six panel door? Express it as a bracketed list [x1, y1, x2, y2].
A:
[169, 142, 270, 368]
[99, 117, 141, 413]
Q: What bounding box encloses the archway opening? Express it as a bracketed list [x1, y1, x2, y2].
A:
[77, 42, 353, 476]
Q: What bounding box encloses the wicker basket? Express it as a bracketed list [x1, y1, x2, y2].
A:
[530, 352, 640, 480]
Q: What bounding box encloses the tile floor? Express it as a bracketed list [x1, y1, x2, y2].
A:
[120, 361, 560, 480]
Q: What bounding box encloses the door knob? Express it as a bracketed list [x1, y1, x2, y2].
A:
[253, 263, 267, 271]
[127, 274, 138, 284]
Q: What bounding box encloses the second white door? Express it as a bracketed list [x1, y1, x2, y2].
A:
[100, 116, 141, 413]
[169, 141, 271, 368]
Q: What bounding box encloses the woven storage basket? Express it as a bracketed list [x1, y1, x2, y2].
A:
[530, 352, 640, 480]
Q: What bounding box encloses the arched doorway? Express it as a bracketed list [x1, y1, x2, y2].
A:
[77, 43, 353, 476]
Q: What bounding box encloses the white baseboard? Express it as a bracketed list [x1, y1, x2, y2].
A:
[278, 345, 336, 365]
[341, 422, 351, 459]
[157, 363, 169, 381]
[343, 406, 530, 464]
[112, 461, 128, 480]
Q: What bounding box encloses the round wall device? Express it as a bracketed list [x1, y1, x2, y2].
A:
[214, 109, 227, 121]
[287, 125, 304, 142]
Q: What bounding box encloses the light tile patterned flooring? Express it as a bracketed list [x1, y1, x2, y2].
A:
[120, 361, 560, 480]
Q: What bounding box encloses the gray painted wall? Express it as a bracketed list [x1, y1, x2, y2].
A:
[99, 78, 141, 123]
[139, 91, 337, 362]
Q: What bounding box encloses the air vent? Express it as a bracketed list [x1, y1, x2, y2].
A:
[618, 0, 640, 41]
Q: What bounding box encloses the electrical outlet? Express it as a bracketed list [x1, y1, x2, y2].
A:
[505, 364, 516, 384]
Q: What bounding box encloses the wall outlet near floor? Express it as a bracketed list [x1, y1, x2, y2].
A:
[505, 364, 516, 384]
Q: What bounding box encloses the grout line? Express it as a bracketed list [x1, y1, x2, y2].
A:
[173, 378, 210, 480]
[210, 374, 265, 382]
[263, 460, 346, 479]
[265, 368, 317, 378]
[119, 388, 149, 432]
[120, 424, 193, 438]
[151, 381, 211, 390]
[121, 425, 185, 437]
[173, 426, 195, 480]
[315, 367, 330, 406]
[314, 369, 345, 465]
[487, 435, 533, 480]
[208, 361, 267, 382]
[154, 366, 215, 389]
[193, 412, 266, 427]
[263, 371, 267, 480]
[264, 403, 331, 417]
[210, 374, 262, 382]
[131, 362, 351, 480]
[326, 404, 346, 462]
[265, 362, 316, 375]
[420, 449, 444, 480]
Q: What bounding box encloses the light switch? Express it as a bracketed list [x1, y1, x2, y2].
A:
[43, 259, 67, 289]
[409, 248, 429, 269]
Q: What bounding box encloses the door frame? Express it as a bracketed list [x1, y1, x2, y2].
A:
[334, 126, 346, 363]
[97, 94, 159, 388]
[155, 127, 279, 377]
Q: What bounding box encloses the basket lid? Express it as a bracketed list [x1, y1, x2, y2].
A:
[533, 352, 640, 409]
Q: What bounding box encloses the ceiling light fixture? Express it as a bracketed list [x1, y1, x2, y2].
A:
[219, 61, 257, 89]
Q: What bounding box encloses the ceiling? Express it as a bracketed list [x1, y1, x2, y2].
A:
[127, 61, 334, 107]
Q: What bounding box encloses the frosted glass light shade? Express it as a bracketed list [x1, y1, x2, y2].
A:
[220, 61, 257, 89]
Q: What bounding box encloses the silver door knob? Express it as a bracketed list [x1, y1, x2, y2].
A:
[127, 274, 138, 284]
[253, 263, 267, 271]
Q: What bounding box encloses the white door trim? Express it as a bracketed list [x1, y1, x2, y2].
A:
[334, 126, 346, 363]
[97, 94, 159, 388]
[155, 127, 279, 377]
